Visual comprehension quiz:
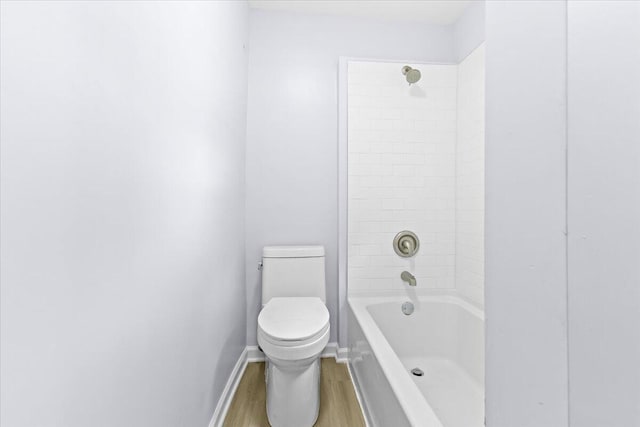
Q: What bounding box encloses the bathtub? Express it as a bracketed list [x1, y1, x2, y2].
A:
[348, 292, 484, 427]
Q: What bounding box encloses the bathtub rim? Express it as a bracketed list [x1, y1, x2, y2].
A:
[348, 290, 484, 427]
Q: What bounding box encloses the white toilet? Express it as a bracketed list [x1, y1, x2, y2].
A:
[257, 245, 330, 427]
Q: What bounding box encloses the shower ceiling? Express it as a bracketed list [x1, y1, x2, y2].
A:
[247, 0, 471, 25]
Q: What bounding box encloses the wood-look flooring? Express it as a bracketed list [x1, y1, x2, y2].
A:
[223, 358, 366, 427]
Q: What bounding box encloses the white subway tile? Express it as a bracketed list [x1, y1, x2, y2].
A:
[348, 60, 460, 293]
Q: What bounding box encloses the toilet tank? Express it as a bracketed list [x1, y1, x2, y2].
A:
[261, 246, 326, 305]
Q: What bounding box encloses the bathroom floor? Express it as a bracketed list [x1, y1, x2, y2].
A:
[223, 358, 366, 427]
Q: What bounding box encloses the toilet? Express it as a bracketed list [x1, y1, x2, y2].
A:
[257, 245, 330, 427]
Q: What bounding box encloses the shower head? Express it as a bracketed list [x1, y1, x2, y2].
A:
[402, 65, 421, 85]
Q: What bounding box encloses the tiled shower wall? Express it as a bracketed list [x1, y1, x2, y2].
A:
[347, 61, 458, 292]
[347, 55, 485, 300]
[456, 44, 485, 306]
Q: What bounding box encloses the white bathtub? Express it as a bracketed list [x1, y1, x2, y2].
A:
[348, 292, 484, 427]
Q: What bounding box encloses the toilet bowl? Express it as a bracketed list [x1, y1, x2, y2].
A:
[258, 297, 330, 427]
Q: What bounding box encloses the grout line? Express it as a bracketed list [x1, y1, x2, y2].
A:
[454, 52, 460, 294]
[565, 2, 572, 426]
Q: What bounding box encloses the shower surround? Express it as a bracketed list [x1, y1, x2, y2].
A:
[346, 46, 485, 426]
[348, 52, 484, 303]
[348, 61, 457, 293]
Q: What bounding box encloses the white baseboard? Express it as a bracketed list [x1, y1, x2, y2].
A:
[322, 342, 349, 363]
[246, 342, 348, 363]
[337, 346, 349, 362]
[208, 348, 248, 427]
[246, 345, 265, 362]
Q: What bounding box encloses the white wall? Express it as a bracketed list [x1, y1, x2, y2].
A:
[453, 0, 485, 62]
[246, 9, 456, 347]
[484, 1, 569, 426]
[567, 2, 640, 426]
[347, 61, 458, 293]
[0, 2, 248, 426]
[455, 44, 485, 306]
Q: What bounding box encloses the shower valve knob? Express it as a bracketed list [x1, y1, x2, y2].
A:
[393, 231, 420, 257]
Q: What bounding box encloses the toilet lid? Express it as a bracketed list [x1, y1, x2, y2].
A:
[258, 297, 329, 342]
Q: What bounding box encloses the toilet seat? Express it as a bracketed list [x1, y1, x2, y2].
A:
[259, 297, 329, 342]
[258, 297, 330, 360]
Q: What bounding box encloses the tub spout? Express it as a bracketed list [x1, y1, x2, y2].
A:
[401, 271, 416, 286]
